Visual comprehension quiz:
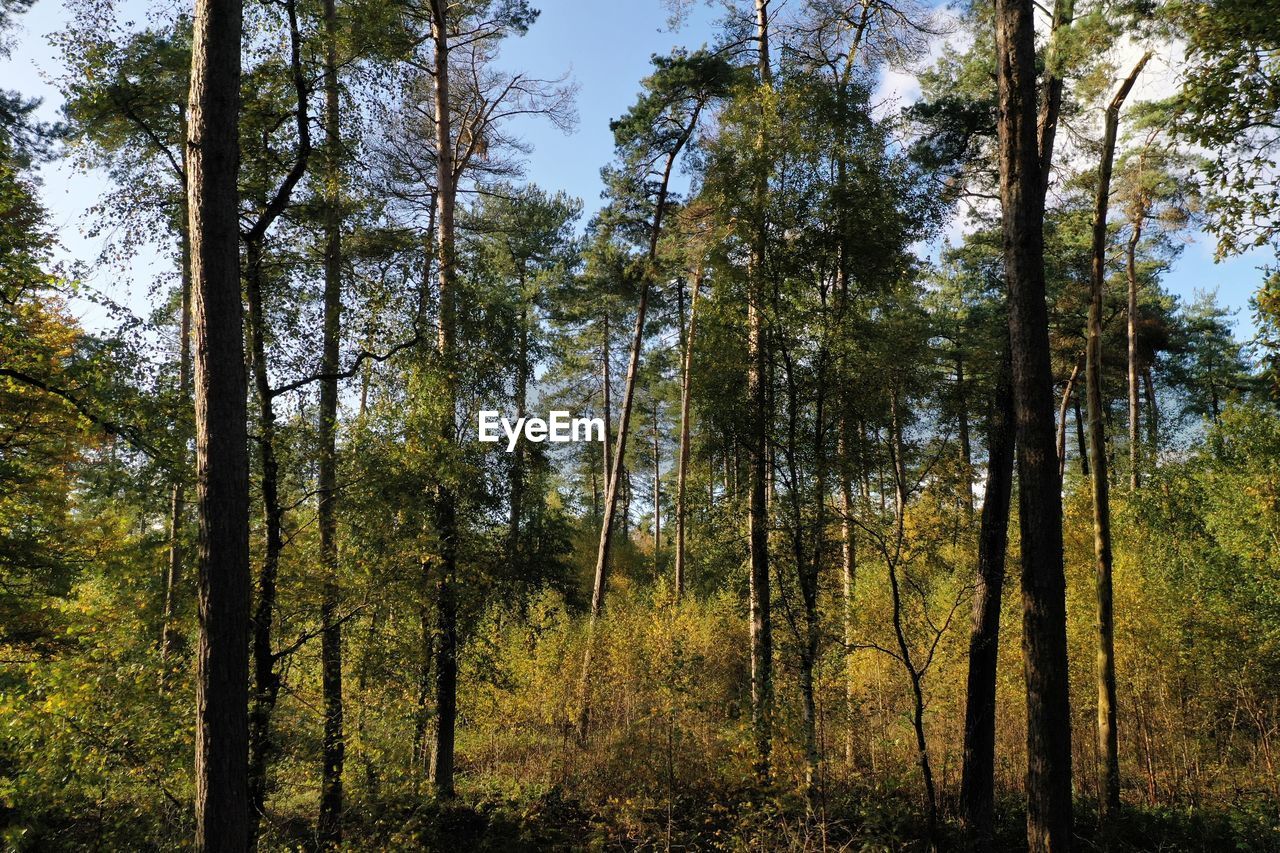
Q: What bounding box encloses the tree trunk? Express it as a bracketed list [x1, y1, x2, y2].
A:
[961, 344, 1014, 847]
[840, 423, 857, 768]
[992, 0, 1075, 845]
[160, 210, 192, 674]
[510, 266, 528, 558]
[427, 0, 459, 800]
[956, 351, 974, 517]
[579, 98, 700, 736]
[1057, 359, 1081, 480]
[674, 268, 702, 598]
[1087, 53, 1149, 823]
[317, 0, 345, 837]
[245, 242, 285, 842]
[652, 399, 661, 568]
[748, 0, 774, 784]
[1127, 215, 1143, 491]
[1142, 366, 1158, 450]
[187, 0, 251, 845]
[602, 312, 612, 487]
[887, 393, 938, 844]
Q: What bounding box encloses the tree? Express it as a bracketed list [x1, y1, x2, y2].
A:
[991, 0, 1074, 846]
[1084, 53, 1149, 823]
[579, 48, 734, 737]
[317, 0, 345, 838]
[186, 0, 251, 847]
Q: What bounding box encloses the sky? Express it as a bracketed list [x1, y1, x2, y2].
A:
[2, 0, 1273, 339]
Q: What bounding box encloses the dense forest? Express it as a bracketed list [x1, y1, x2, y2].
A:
[2, 0, 1279, 849]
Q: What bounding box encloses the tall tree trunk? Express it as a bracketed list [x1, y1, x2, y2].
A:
[961, 345, 1015, 846]
[1087, 52, 1149, 823]
[187, 0, 251, 846]
[510, 266, 528, 557]
[1074, 393, 1090, 478]
[245, 243, 286, 842]
[1127, 214, 1143, 491]
[886, 392, 938, 844]
[748, 0, 774, 784]
[1057, 359, 1081, 480]
[992, 0, 1075, 845]
[317, 0, 345, 837]
[1142, 366, 1157, 450]
[602, 312, 612, 487]
[1036, 0, 1075, 199]
[956, 351, 974, 516]
[160, 210, 192, 673]
[674, 268, 702, 598]
[840, 424, 857, 768]
[652, 397, 661, 569]
[428, 0, 459, 799]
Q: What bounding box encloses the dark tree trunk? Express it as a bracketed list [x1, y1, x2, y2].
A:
[1074, 393, 1090, 478]
[992, 0, 1075, 845]
[317, 0, 345, 837]
[245, 242, 285, 842]
[960, 344, 1014, 847]
[187, 0, 251, 846]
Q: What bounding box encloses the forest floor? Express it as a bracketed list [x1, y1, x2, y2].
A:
[266, 783, 1280, 851]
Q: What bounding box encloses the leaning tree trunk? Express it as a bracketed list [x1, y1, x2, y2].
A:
[960, 344, 1014, 847]
[992, 0, 1075, 845]
[579, 101, 701, 737]
[187, 0, 251, 846]
[317, 0, 345, 837]
[1087, 52, 1150, 824]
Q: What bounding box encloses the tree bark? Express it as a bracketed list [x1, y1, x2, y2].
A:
[1087, 52, 1149, 823]
[992, 0, 1075, 845]
[317, 0, 345, 837]
[187, 0, 251, 846]
[960, 344, 1014, 846]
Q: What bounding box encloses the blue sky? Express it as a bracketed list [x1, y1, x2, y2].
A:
[3, 0, 1272, 338]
